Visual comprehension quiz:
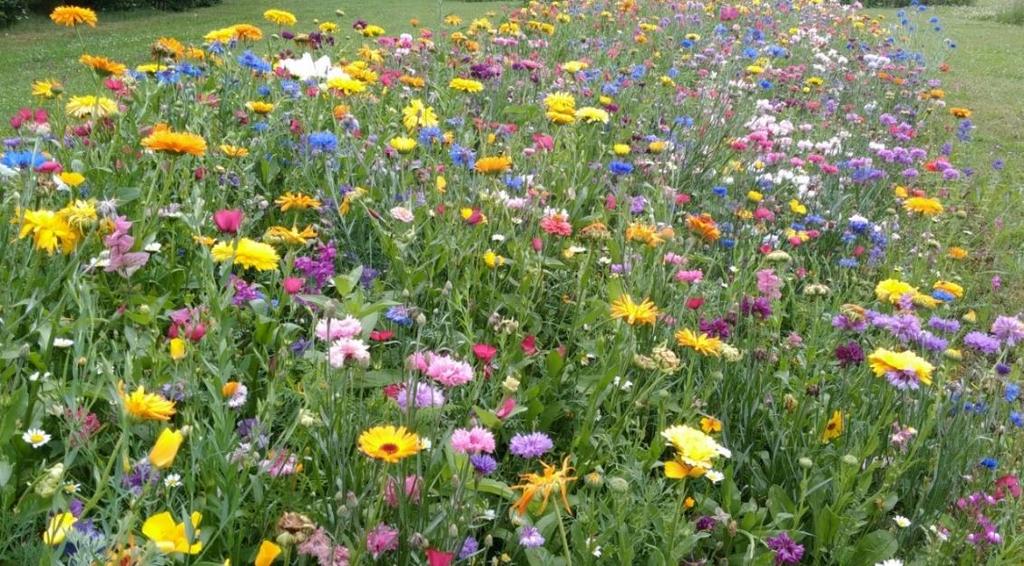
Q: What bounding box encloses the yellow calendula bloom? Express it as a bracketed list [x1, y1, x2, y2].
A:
[625, 222, 664, 247]
[875, 278, 918, 304]
[50, 5, 97, 27]
[326, 77, 367, 95]
[575, 106, 610, 124]
[544, 92, 576, 124]
[42, 512, 77, 545]
[142, 511, 203, 554]
[358, 425, 421, 463]
[948, 246, 968, 260]
[610, 294, 659, 326]
[613, 143, 631, 156]
[402, 99, 439, 131]
[263, 9, 296, 26]
[700, 416, 722, 434]
[475, 156, 512, 175]
[483, 249, 505, 268]
[210, 238, 280, 271]
[32, 79, 63, 99]
[246, 101, 274, 114]
[868, 348, 934, 386]
[361, 24, 385, 37]
[220, 144, 249, 157]
[661, 424, 730, 479]
[821, 410, 843, 443]
[141, 130, 207, 157]
[686, 213, 721, 242]
[449, 77, 484, 93]
[789, 199, 807, 215]
[59, 171, 85, 187]
[119, 382, 176, 421]
[949, 107, 971, 118]
[675, 328, 723, 357]
[264, 225, 317, 246]
[276, 192, 321, 211]
[149, 428, 184, 469]
[512, 457, 576, 515]
[153, 36, 185, 58]
[60, 199, 97, 229]
[319, 21, 338, 33]
[389, 136, 418, 154]
[18, 209, 80, 255]
[65, 95, 118, 119]
[903, 196, 943, 216]
[933, 280, 964, 299]
[255, 540, 282, 566]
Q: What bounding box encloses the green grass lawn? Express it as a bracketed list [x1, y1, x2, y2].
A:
[0, 0, 511, 117]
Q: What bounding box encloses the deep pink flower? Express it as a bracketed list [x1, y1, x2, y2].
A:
[213, 209, 243, 234]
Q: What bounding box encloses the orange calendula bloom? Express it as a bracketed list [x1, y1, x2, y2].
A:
[141, 130, 207, 157]
[686, 213, 721, 242]
[675, 328, 723, 357]
[275, 192, 321, 211]
[903, 196, 943, 216]
[512, 457, 577, 515]
[263, 9, 297, 26]
[610, 294, 659, 326]
[50, 5, 97, 27]
[79, 54, 126, 76]
[358, 425, 421, 463]
[949, 107, 971, 118]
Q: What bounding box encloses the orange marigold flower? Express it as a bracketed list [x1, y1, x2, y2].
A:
[475, 156, 511, 174]
[141, 130, 207, 157]
[686, 213, 721, 242]
[50, 5, 97, 27]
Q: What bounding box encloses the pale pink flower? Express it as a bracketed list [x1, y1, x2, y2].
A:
[390, 206, 415, 223]
[425, 353, 474, 387]
[328, 338, 370, 368]
[316, 316, 363, 341]
[450, 426, 496, 454]
[675, 269, 704, 284]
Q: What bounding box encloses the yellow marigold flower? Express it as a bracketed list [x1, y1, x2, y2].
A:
[59, 171, 85, 187]
[868, 348, 934, 387]
[400, 75, 426, 88]
[700, 416, 722, 434]
[389, 136, 418, 154]
[361, 24, 385, 37]
[65, 95, 118, 119]
[319, 21, 338, 33]
[625, 222, 664, 247]
[50, 5, 97, 27]
[32, 79, 63, 99]
[135, 63, 169, 74]
[142, 511, 202, 554]
[255, 540, 282, 566]
[210, 238, 280, 271]
[821, 410, 843, 443]
[149, 428, 184, 469]
[204, 27, 235, 43]
[358, 425, 421, 463]
[119, 383, 176, 421]
[949, 107, 971, 118]
[326, 76, 367, 95]
[276, 192, 321, 211]
[220, 144, 249, 157]
[43, 512, 77, 545]
[648, 140, 668, 153]
[613, 143, 630, 156]
[475, 155, 512, 174]
[675, 328, 723, 357]
[562, 60, 588, 73]
[512, 457, 576, 515]
[402, 99, 439, 131]
[343, 60, 378, 84]
[449, 77, 484, 93]
[264, 225, 316, 246]
[903, 196, 943, 216]
[59, 199, 96, 229]
[789, 199, 807, 215]
[686, 213, 721, 242]
[747, 190, 763, 202]
[662, 424, 730, 479]
[152, 37, 185, 58]
[246, 101, 274, 114]
[444, 14, 463, 26]
[610, 294, 658, 326]
[948, 246, 968, 260]
[483, 249, 505, 268]
[875, 278, 918, 304]
[933, 280, 964, 299]
[230, 23, 263, 41]
[263, 9, 296, 26]
[141, 130, 207, 157]
[79, 54, 126, 76]
[544, 92, 576, 124]
[18, 209, 79, 255]
[575, 106, 609, 124]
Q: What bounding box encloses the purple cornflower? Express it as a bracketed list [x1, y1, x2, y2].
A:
[518, 526, 545, 548]
[928, 316, 961, 334]
[470, 454, 497, 475]
[230, 276, 262, 306]
[459, 537, 479, 559]
[740, 296, 772, 319]
[699, 318, 732, 339]
[873, 313, 922, 343]
[916, 330, 948, 352]
[991, 316, 1024, 347]
[294, 242, 337, 293]
[122, 460, 159, 495]
[629, 195, 647, 214]
[834, 341, 864, 367]
[964, 332, 1001, 355]
[886, 369, 926, 390]
[766, 532, 805, 565]
[509, 432, 554, 459]
[695, 516, 717, 531]
[395, 382, 445, 409]
[831, 314, 867, 332]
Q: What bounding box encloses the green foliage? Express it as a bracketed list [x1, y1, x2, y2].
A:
[996, 0, 1024, 23]
[0, 0, 27, 28]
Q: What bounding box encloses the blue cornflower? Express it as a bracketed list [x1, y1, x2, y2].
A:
[385, 305, 413, 327]
[307, 131, 338, 152]
[1005, 383, 1020, 402]
[1, 151, 44, 169]
[981, 457, 998, 470]
[450, 144, 476, 169]
[237, 50, 271, 73]
[712, 185, 727, 197]
[418, 126, 443, 145]
[1012, 412, 1024, 427]
[609, 160, 633, 175]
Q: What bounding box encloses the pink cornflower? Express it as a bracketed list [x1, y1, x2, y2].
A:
[424, 353, 474, 387]
[675, 269, 704, 284]
[451, 426, 496, 454]
[756, 269, 782, 300]
[316, 316, 363, 341]
[328, 338, 371, 368]
[366, 524, 399, 559]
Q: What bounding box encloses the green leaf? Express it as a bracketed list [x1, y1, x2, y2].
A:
[848, 530, 898, 566]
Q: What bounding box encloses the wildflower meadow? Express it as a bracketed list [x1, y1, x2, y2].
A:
[2, 1, 1023, 564]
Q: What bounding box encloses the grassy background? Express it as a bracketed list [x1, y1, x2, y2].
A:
[0, 0, 511, 116]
